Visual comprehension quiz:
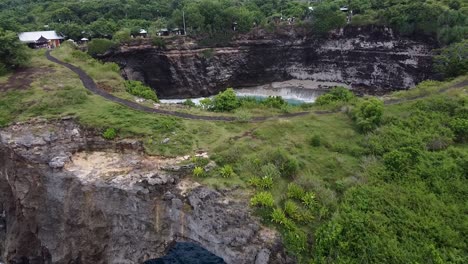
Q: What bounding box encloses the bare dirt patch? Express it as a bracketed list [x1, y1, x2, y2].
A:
[0, 67, 55, 92]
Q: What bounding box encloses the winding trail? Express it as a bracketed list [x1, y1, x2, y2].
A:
[46, 51, 467, 121]
[46, 51, 312, 121]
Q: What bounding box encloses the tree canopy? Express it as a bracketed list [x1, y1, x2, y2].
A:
[0, 0, 465, 45]
[0, 28, 30, 75]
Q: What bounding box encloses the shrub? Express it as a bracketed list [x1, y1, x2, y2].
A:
[449, 117, 468, 142]
[199, 98, 213, 110]
[271, 208, 288, 225]
[87, 38, 116, 56]
[310, 134, 321, 147]
[250, 192, 274, 207]
[301, 192, 317, 209]
[287, 183, 305, 200]
[284, 200, 300, 219]
[263, 96, 286, 108]
[193, 166, 205, 177]
[315, 86, 355, 105]
[433, 40, 468, 78]
[102, 128, 117, 140]
[112, 29, 131, 43]
[269, 149, 299, 178]
[248, 176, 273, 189]
[261, 163, 281, 179]
[383, 150, 413, 173]
[191, 156, 210, 167]
[152, 36, 166, 48]
[352, 98, 384, 133]
[271, 208, 295, 229]
[284, 200, 314, 224]
[183, 99, 196, 107]
[124, 80, 159, 102]
[220, 164, 234, 178]
[211, 88, 240, 112]
[283, 229, 307, 255]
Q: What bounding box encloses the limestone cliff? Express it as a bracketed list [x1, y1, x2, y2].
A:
[0, 119, 288, 264]
[102, 26, 436, 98]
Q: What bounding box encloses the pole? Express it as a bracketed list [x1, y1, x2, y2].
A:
[182, 10, 186, 35]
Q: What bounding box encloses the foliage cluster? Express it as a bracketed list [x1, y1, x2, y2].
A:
[351, 98, 384, 133]
[315, 86, 355, 106]
[124, 80, 159, 102]
[87, 38, 116, 56]
[102, 128, 117, 140]
[1, 0, 465, 47]
[0, 28, 29, 75]
[314, 93, 468, 263]
[434, 40, 468, 78]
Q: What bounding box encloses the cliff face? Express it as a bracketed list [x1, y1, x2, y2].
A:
[102, 26, 436, 98]
[0, 119, 288, 264]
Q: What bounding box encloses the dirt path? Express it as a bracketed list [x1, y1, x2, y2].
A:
[45, 51, 466, 121]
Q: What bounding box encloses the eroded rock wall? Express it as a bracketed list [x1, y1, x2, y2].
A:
[103, 26, 436, 98]
[0, 119, 288, 264]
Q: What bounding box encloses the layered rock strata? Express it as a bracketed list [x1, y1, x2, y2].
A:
[0, 119, 288, 264]
[103, 26, 436, 98]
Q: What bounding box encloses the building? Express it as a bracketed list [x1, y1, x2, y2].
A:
[139, 29, 148, 38]
[18, 30, 64, 48]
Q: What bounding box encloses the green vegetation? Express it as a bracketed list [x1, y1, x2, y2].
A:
[1, 0, 465, 47]
[0, 28, 29, 75]
[87, 38, 116, 56]
[434, 40, 468, 78]
[152, 37, 166, 48]
[250, 192, 275, 207]
[102, 128, 117, 140]
[315, 86, 355, 106]
[124, 80, 159, 102]
[211, 88, 240, 112]
[0, 5, 467, 262]
[219, 164, 235, 178]
[193, 166, 205, 177]
[351, 97, 384, 133]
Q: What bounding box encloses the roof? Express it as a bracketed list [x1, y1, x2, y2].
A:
[139, 29, 147, 34]
[18, 31, 64, 43]
[36, 36, 49, 43]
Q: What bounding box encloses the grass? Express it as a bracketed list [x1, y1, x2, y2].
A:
[1, 46, 467, 263]
[0, 72, 11, 83]
[387, 75, 468, 100]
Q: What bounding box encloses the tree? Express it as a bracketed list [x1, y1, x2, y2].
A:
[311, 3, 347, 35]
[211, 88, 240, 112]
[0, 28, 29, 75]
[352, 98, 384, 132]
[87, 38, 116, 56]
[434, 40, 468, 78]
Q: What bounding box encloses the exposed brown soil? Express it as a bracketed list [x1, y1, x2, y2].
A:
[0, 67, 55, 92]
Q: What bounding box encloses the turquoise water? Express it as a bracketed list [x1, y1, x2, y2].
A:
[160, 95, 313, 105]
[237, 95, 308, 105]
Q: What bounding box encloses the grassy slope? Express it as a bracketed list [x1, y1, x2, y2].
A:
[0, 47, 466, 263]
